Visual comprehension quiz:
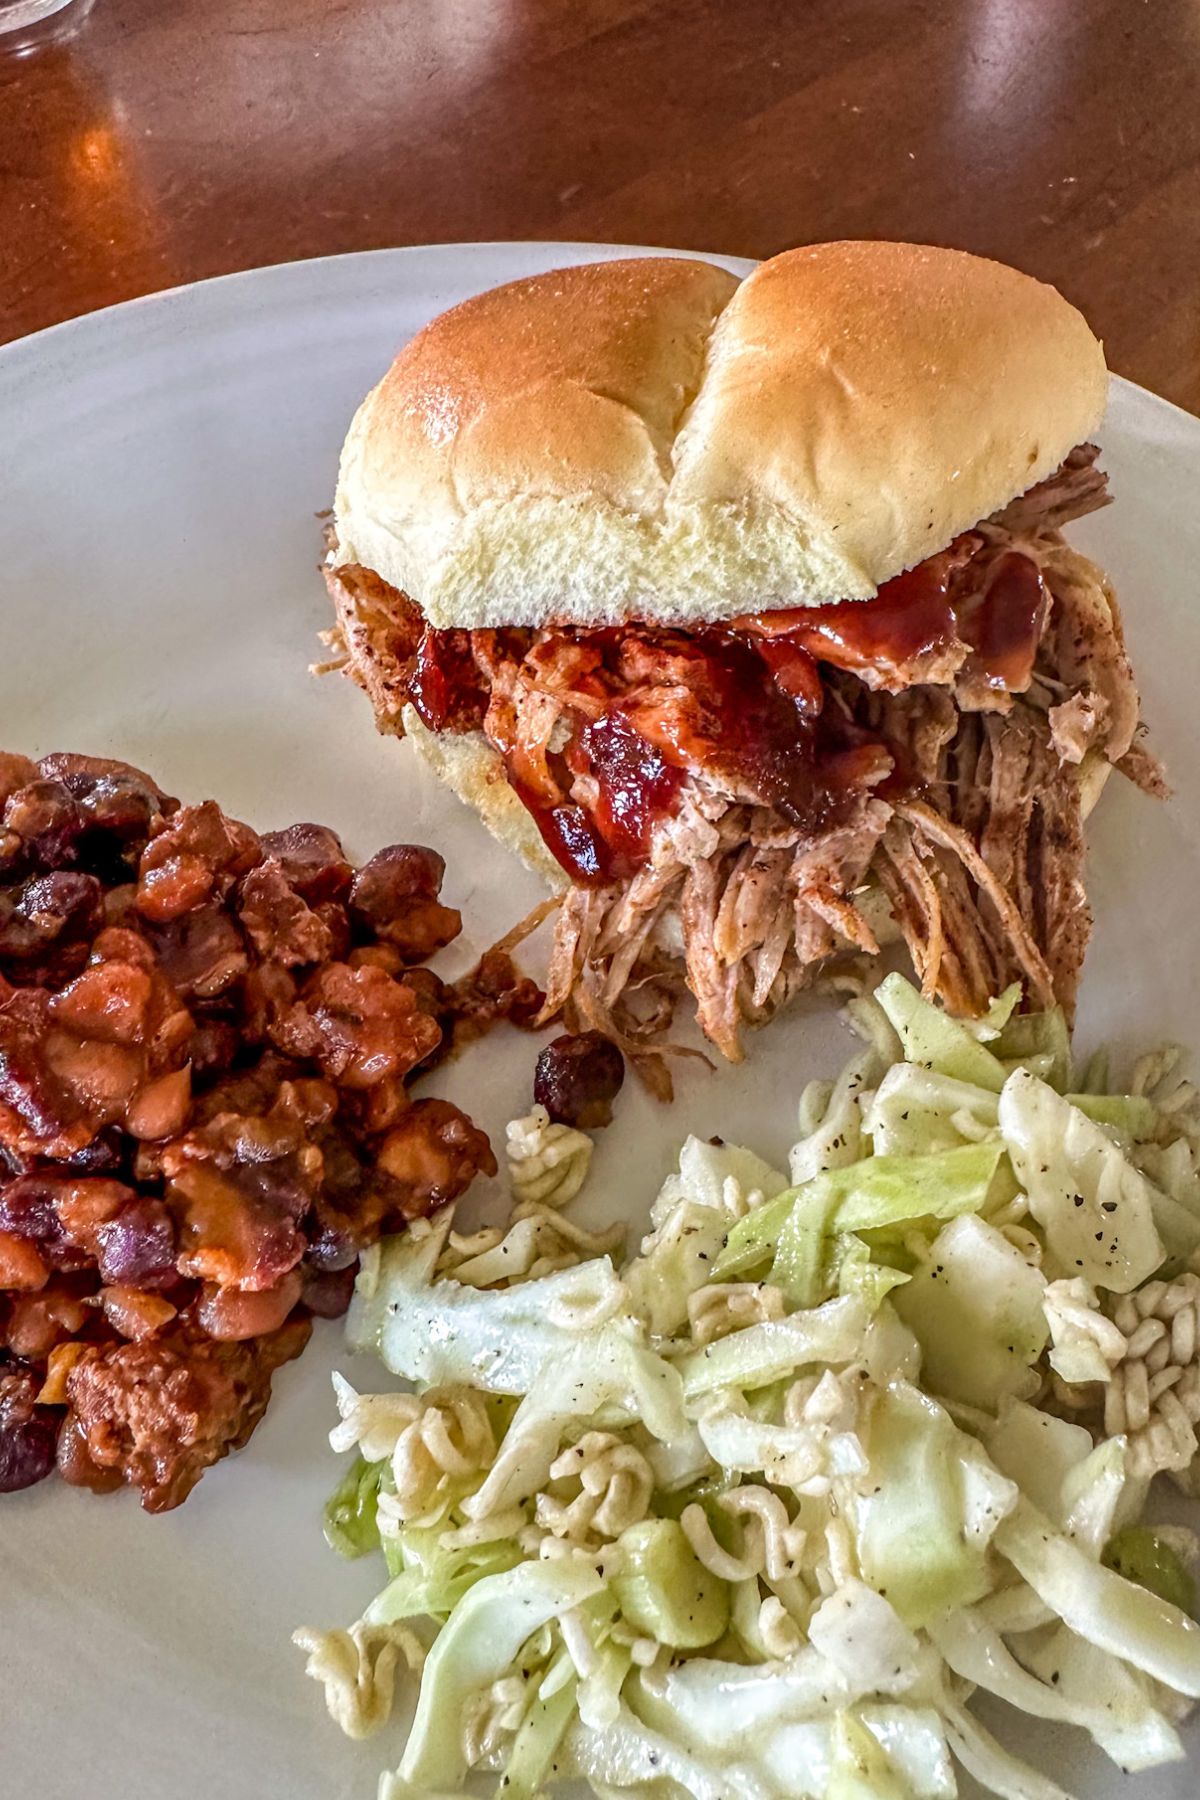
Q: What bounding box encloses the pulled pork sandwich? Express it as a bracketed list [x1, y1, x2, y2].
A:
[324, 243, 1159, 1070]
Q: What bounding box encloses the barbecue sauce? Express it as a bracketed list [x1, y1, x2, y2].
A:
[409, 630, 489, 733]
[735, 543, 1046, 694]
[399, 542, 1046, 889]
[581, 711, 684, 869]
[739, 546, 971, 672]
[958, 550, 1048, 693]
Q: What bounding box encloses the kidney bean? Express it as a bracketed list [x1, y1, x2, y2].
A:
[0, 1369, 59, 1493]
[95, 1197, 177, 1288]
[258, 824, 353, 905]
[60, 1126, 129, 1175]
[39, 751, 175, 812]
[0, 1174, 68, 1251]
[3, 779, 86, 869]
[300, 1261, 358, 1319]
[151, 906, 248, 1000]
[534, 1031, 626, 1129]
[79, 774, 160, 843]
[301, 1221, 360, 1273]
[348, 844, 462, 961]
[0, 872, 103, 961]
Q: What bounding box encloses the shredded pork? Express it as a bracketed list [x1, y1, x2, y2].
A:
[327, 446, 1162, 1070]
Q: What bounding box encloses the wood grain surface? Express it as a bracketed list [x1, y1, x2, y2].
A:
[1, 0, 1198, 411]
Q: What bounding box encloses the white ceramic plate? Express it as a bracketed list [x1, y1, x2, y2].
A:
[2, 243, 1199, 1800]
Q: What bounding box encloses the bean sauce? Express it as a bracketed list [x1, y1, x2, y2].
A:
[0, 751, 536, 1510]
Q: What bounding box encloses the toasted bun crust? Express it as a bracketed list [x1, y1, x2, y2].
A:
[334, 243, 1107, 630]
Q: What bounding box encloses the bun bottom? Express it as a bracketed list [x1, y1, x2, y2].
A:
[403, 707, 568, 890]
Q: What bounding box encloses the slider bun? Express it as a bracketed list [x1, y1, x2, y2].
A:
[334, 243, 1108, 630]
[402, 708, 568, 890]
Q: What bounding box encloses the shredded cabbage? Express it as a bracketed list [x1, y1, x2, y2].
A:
[348, 1246, 628, 1392]
[716, 1141, 1004, 1298]
[995, 1497, 1200, 1696]
[893, 1216, 1048, 1410]
[299, 976, 1200, 1800]
[999, 1071, 1172, 1291]
[400, 1557, 605, 1788]
[851, 1380, 1018, 1627]
[322, 1452, 386, 1558]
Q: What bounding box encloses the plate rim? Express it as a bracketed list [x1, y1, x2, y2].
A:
[0, 239, 752, 360]
[2, 238, 1196, 432]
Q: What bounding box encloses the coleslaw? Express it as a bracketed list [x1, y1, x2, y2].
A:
[296, 975, 1200, 1799]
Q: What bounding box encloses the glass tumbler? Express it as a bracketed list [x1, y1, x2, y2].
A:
[0, 0, 94, 54]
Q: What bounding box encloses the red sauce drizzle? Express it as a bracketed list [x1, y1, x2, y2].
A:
[734, 543, 971, 676]
[957, 550, 1048, 692]
[409, 630, 489, 732]
[503, 714, 682, 886]
[734, 542, 1046, 693]
[514, 792, 608, 883]
[400, 541, 1046, 888]
[582, 711, 684, 869]
[624, 633, 857, 831]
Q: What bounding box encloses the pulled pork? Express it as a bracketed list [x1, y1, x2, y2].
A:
[327, 446, 1160, 1065]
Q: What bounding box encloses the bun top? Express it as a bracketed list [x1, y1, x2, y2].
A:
[333, 243, 1108, 630]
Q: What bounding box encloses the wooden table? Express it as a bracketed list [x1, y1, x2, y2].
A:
[2, 0, 1198, 412]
